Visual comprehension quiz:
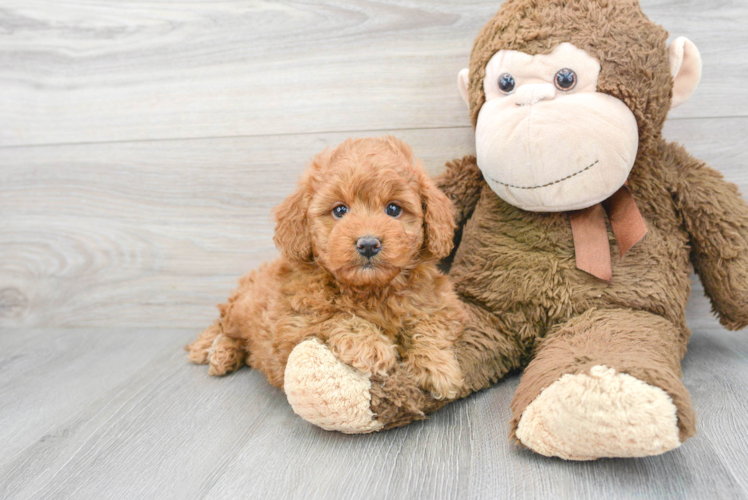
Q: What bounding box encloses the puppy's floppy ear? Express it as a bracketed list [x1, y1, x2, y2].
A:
[384, 136, 455, 257]
[273, 173, 313, 262]
[274, 148, 335, 261]
[419, 169, 456, 259]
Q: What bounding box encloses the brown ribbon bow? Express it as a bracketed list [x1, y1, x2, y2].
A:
[567, 186, 647, 282]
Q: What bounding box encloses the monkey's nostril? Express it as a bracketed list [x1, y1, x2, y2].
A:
[513, 83, 556, 106]
[356, 237, 381, 259]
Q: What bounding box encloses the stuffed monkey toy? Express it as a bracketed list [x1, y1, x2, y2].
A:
[282, 0, 748, 460]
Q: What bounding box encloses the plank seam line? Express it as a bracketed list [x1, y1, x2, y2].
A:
[2, 114, 744, 150]
[0, 125, 474, 150]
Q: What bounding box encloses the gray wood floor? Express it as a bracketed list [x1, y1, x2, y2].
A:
[1, 1, 747, 499]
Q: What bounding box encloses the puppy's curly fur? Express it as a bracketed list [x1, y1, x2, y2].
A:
[186, 136, 465, 399]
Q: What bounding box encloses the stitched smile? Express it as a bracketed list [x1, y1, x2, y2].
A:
[488, 160, 599, 190]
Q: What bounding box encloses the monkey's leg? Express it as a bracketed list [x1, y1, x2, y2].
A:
[284, 302, 524, 432]
[512, 308, 694, 460]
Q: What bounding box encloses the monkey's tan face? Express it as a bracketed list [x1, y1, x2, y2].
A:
[468, 43, 639, 212]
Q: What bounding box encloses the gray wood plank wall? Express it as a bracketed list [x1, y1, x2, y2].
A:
[1, 1, 748, 499]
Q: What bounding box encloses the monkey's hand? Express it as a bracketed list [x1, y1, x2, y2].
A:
[672, 148, 748, 330]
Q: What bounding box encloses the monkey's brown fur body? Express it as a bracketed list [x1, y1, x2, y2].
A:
[439, 142, 748, 442]
[186, 137, 465, 400]
[335, 0, 748, 451]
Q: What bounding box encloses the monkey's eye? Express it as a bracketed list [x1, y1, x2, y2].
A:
[554, 68, 577, 91]
[498, 73, 516, 94]
[385, 203, 402, 218]
[332, 205, 348, 219]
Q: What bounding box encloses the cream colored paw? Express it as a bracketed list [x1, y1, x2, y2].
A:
[516, 365, 681, 460]
[284, 339, 383, 434]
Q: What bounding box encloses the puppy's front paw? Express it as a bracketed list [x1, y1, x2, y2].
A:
[327, 333, 398, 377]
[404, 350, 463, 400]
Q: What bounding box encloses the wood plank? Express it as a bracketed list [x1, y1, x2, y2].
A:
[0, 329, 290, 500]
[1, 0, 746, 497]
[0, 126, 475, 328]
[1, 118, 745, 328]
[683, 328, 748, 495]
[0, 0, 745, 148]
[0, 328, 196, 472]
[0, 325, 746, 499]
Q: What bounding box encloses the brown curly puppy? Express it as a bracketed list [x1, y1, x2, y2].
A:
[186, 136, 465, 399]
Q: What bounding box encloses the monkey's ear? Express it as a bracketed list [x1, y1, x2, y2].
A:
[273, 177, 312, 262]
[457, 68, 470, 107]
[419, 170, 456, 260]
[668, 37, 702, 109]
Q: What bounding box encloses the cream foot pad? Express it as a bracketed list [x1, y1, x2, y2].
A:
[284, 339, 383, 434]
[516, 365, 681, 460]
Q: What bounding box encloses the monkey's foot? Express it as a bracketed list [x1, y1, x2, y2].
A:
[516, 365, 681, 460]
[284, 339, 383, 433]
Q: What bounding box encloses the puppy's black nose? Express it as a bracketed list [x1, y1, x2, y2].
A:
[356, 237, 381, 258]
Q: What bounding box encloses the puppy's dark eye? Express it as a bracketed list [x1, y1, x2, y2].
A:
[554, 68, 577, 90]
[498, 73, 515, 94]
[385, 203, 402, 218]
[332, 205, 348, 219]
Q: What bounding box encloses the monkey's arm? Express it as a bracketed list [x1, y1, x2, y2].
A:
[434, 156, 484, 269]
[669, 144, 748, 330]
[435, 155, 484, 228]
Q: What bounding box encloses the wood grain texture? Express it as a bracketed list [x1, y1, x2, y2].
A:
[2, 0, 748, 498]
[0, 0, 746, 147]
[0, 127, 474, 328]
[1, 118, 745, 329]
[0, 325, 746, 500]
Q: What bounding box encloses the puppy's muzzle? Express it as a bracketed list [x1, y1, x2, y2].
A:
[356, 237, 381, 259]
